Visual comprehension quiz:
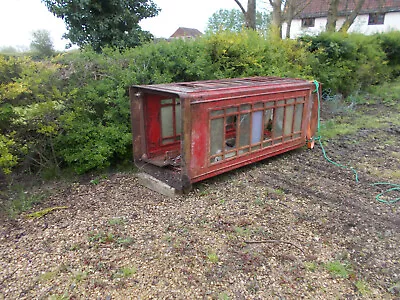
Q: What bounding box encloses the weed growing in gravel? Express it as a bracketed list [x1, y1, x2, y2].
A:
[325, 260, 352, 278]
[116, 237, 134, 246]
[218, 292, 231, 300]
[234, 226, 251, 236]
[355, 280, 371, 296]
[38, 269, 59, 282]
[48, 293, 69, 300]
[71, 270, 88, 283]
[90, 178, 100, 185]
[304, 261, 318, 272]
[389, 282, 400, 295]
[6, 188, 48, 218]
[254, 198, 265, 206]
[69, 243, 81, 251]
[88, 231, 134, 248]
[274, 188, 285, 195]
[206, 251, 219, 263]
[108, 217, 125, 225]
[112, 266, 136, 279]
[88, 232, 115, 244]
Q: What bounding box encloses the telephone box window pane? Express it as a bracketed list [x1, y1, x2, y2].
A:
[161, 105, 173, 138]
[239, 113, 251, 147]
[226, 107, 238, 114]
[225, 115, 237, 149]
[254, 102, 263, 109]
[211, 155, 223, 164]
[264, 109, 273, 141]
[161, 99, 173, 105]
[274, 107, 284, 138]
[287, 98, 295, 105]
[175, 102, 181, 135]
[211, 109, 223, 117]
[211, 118, 224, 156]
[294, 103, 304, 132]
[265, 101, 274, 108]
[284, 105, 294, 136]
[251, 111, 263, 144]
[240, 104, 251, 111]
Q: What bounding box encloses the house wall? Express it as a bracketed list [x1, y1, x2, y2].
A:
[283, 11, 400, 39]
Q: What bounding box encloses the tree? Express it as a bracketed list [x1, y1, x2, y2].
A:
[41, 0, 160, 52]
[234, 0, 257, 29]
[206, 9, 270, 33]
[326, 0, 367, 32]
[269, 0, 311, 39]
[30, 29, 55, 58]
[283, 0, 312, 39]
[269, 0, 283, 38]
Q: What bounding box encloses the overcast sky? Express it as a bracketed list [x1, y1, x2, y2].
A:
[0, 0, 269, 51]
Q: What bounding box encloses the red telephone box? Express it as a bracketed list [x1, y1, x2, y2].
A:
[130, 77, 320, 194]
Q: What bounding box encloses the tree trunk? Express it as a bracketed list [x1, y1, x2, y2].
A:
[284, 0, 295, 39]
[326, 0, 339, 32]
[246, 0, 256, 29]
[269, 0, 282, 38]
[339, 0, 366, 32]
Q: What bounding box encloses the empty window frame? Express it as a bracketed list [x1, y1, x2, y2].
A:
[302, 18, 315, 27]
[160, 98, 181, 145]
[209, 97, 305, 164]
[368, 13, 385, 25]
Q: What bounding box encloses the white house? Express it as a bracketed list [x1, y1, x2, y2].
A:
[283, 0, 400, 39]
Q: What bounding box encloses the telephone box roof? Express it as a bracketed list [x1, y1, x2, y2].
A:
[132, 77, 313, 101]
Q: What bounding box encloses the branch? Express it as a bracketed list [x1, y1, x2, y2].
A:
[234, 0, 247, 15]
[244, 239, 306, 255]
[293, 0, 312, 17]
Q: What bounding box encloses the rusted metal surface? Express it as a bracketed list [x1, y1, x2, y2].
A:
[130, 77, 321, 193]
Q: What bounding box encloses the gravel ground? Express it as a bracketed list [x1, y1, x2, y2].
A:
[0, 102, 399, 299]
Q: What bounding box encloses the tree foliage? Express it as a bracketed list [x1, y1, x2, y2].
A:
[206, 9, 270, 33]
[30, 29, 55, 58]
[41, 0, 160, 52]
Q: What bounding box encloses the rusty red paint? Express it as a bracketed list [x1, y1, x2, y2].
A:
[130, 77, 321, 193]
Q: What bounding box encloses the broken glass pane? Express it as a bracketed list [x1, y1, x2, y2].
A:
[294, 103, 304, 132]
[161, 105, 173, 138]
[264, 109, 273, 140]
[175, 102, 181, 135]
[211, 118, 224, 156]
[284, 105, 294, 136]
[274, 107, 284, 138]
[239, 113, 250, 147]
[251, 111, 263, 144]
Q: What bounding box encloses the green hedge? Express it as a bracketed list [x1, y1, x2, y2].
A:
[1, 31, 399, 176]
[301, 32, 390, 97]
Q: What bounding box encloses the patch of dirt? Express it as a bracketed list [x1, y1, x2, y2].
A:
[1, 102, 399, 299]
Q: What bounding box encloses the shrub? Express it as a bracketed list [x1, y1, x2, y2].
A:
[376, 31, 400, 78]
[301, 32, 389, 97]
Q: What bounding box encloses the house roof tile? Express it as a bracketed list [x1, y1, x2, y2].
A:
[170, 27, 203, 38]
[298, 0, 400, 18]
